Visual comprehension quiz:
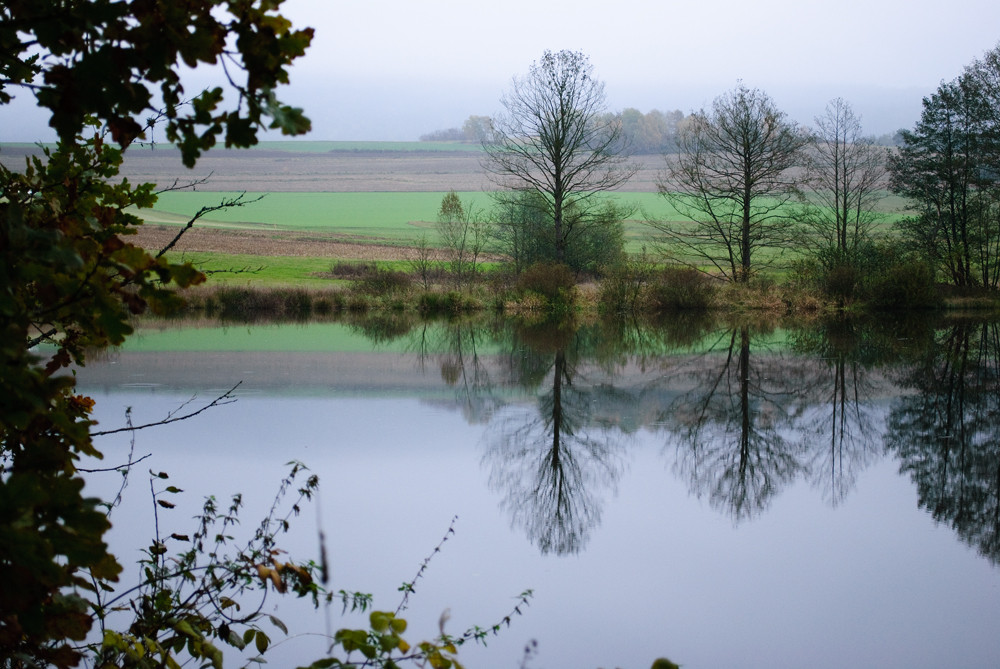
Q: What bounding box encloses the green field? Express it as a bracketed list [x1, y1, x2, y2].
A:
[143, 191, 687, 240]
[143, 189, 906, 257]
[174, 252, 342, 286]
[146, 191, 488, 236]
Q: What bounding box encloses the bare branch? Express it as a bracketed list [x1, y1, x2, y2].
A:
[92, 383, 241, 436]
[156, 193, 265, 258]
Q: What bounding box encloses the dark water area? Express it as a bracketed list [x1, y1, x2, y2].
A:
[75, 313, 1000, 668]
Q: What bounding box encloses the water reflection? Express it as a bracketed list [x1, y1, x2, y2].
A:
[790, 319, 890, 505]
[140, 311, 1000, 561]
[481, 321, 626, 555]
[658, 325, 809, 522]
[370, 313, 999, 552]
[886, 320, 1000, 563]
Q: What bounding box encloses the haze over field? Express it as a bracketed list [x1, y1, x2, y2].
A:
[3, 0, 1000, 141]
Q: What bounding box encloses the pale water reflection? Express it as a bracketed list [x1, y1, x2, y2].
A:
[76, 316, 1000, 668]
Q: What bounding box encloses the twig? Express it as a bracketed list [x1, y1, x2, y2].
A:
[156, 192, 265, 258]
[395, 515, 458, 616]
[92, 383, 241, 436]
[78, 452, 151, 475]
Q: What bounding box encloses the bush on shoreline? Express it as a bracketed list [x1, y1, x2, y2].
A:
[180, 257, 994, 323]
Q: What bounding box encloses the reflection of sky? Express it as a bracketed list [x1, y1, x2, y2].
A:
[78, 381, 1000, 669]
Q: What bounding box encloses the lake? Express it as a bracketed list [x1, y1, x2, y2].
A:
[74, 315, 1000, 668]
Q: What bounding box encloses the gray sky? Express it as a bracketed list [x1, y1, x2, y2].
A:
[279, 0, 1000, 138]
[4, 0, 1000, 141]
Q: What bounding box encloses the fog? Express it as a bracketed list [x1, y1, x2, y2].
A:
[275, 78, 928, 141]
[2, 0, 998, 142]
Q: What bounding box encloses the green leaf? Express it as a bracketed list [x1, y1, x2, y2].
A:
[255, 630, 270, 654]
[226, 629, 246, 650]
[268, 615, 288, 635]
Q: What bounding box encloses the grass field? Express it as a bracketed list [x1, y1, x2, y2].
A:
[143, 189, 905, 253]
[144, 191, 687, 234]
[96, 142, 915, 286]
[175, 252, 343, 286]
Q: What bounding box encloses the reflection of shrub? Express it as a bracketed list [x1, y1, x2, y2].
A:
[515, 262, 575, 301]
[646, 267, 715, 312]
[347, 314, 415, 344]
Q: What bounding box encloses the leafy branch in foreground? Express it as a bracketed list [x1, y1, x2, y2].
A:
[297, 517, 534, 669]
[85, 462, 322, 669]
[70, 462, 529, 669]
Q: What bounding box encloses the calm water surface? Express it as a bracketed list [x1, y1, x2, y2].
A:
[76, 316, 1000, 668]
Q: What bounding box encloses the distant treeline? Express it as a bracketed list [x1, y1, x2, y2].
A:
[422, 110, 904, 153]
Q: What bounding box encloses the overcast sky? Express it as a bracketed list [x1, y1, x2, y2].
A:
[279, 0, 1000, 138]
[4, 0, 1000, 141]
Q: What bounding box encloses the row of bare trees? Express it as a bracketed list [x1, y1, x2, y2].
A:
[650, 85, 889, 283]
[455, 46, 1000, 292]
[479, 50, 893, 285]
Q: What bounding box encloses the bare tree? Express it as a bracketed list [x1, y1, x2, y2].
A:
[436, 190, 487, 286]
[483, 49, 637, 265]
[653, 83, 806, 282]
[800, 98, 887, 258]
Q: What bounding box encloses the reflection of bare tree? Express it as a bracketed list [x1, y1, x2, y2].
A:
[409, 321, 506, 424]
[483, 345, 624, 555]
[804, 354, 881, 504]
[791, 321, 885, 505]
[665, 326, 808, 522]
[887, 321, 1000, 563]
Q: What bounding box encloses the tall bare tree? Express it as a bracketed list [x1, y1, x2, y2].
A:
[483, 50, 637, 265]
[801, 98, 887, 258]
[653, 83, 806, 282]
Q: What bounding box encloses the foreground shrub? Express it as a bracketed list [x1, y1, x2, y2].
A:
[797, 243, 943, 311]
[646, 266, 716, 312]
[823, 263, 862, 301]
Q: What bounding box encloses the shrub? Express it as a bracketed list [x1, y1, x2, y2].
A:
[313, 293, 344, 316]
[491, 190, 627, 274]
[418, 291, 466, 315]
[353, 267, 412, 296]
[282, 288, 314, 319]
[515, 262, 576, 302]
[823, 264, 861, 301]
[597, 254, 656, 314]
[870, 260, 941, 310]
[646, 267, 716, 312]
[330, 260, 378, 278]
